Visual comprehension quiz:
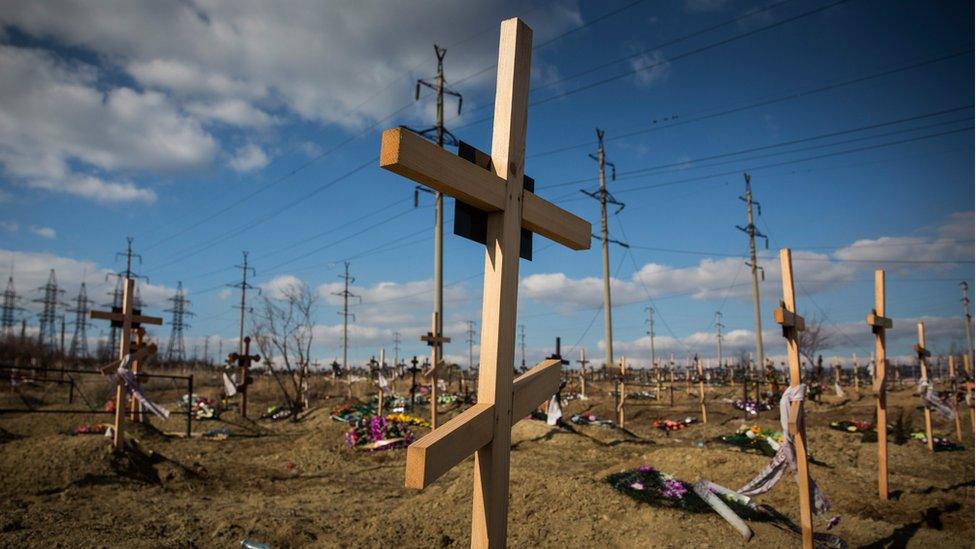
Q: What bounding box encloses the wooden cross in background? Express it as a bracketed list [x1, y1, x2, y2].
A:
[380, 17, 590, 548]
[90, 277, 162, 451]
[773, 249, 814, 549]
[227, 335, 260, 419]
[576, 348, 589, 400]
[914, 322, 934, 452]
[420, 311, 451, 428]
[865, 269, 892, 500]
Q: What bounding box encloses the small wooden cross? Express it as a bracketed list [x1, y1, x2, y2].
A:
[420, 312, 451, 427]
[129, 327, 147, 422]
[407, 356, 422, 411]
[773, 249, 814, 549]
[914, 322, 935, 451]
[576, 348, 589, 400]
[617, 356, 627, 428]
[90, 277, 162, 451]
[696, 355, 708, 423]
[380, 17, 589, 548]
[227, 336, 260, 419]
[864, 269, 891, 500]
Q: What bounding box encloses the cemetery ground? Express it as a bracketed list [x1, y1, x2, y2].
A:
[0, 374, 972, 548]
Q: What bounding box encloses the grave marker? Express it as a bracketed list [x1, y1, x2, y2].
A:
[865, 269, 892, 500]
[773, 249, 814, 549]
[421, 311, 451, 427]
[90, 278, 162, 450]
[379, 17, 590, 547]
[914, 322, 934, 452]
[227, 336, 260, 418]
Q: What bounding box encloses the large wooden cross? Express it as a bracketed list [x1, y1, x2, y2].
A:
[914, 322, 935, 452]
[773, 249, 814, 549]
[865, 269, 892, 500]
[90, 277, 163, 450]
[379, 18, 589, 548]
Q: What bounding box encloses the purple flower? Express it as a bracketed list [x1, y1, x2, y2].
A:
[661, 479, 687, 499]
[637, 465, 656, 474]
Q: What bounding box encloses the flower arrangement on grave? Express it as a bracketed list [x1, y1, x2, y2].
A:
[330, 402, 373, 422]
[344, 414, 417, 450]
[569, 413, 615, 427]
[71, 423, 109, 435]
[651, 417, 697, 432]
[910, 432, 964, 452]
[179, 394, 218, 420]
[386, 413, 430, 428]
[262, 404, 293, 421]
[733, 397, 772, 416]
[717, 425, 782, 457]
[607, 465, 705, 511]
[829, 419, 873, 433]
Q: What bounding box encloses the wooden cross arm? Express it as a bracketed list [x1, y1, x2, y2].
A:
[773, 307, 805, 331]
[865, 310, 892, 330]
[511, 358, 562, 421]
[98, 343, 158, 375]
[90, 310, 163, 326]
[380, 128, 591, 251]
[913, 344, 931, 358]
[405, 403, 495, 489]
[404, 359, 562, 490]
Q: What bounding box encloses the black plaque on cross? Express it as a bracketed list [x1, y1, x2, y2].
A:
[453, 141, 534, 261]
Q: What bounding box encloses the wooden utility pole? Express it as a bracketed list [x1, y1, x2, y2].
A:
[961, 282, 974, 374]
[738, 174, 767, 379]
[380, 17, 590, 546]
[696, 355, 707, 423]
[773, 249, 814, 549]
[714, 311, 723, 375]
[915, 323, 934, 451]
[865, 269, 892, 500]
[646, 306, 655, 378]
[582, 129, 621, 374]
[948, 355, 963, 441]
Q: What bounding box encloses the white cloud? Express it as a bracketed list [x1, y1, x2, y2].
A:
[186, 98, 277, 128]
[228, 143, 269, 173]
[28, 225, 56, 239]
[259, 274, 304, 299]
[0, 45, 214, 202]
[0, 220, 18, 233]
[629, 49, 670, 88]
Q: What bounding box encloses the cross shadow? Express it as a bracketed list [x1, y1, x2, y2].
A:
[859, 503, 962, 548]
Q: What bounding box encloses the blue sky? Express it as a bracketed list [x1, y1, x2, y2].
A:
[0, 0, 973, 368]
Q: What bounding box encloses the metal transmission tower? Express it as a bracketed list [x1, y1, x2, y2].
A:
[714, 311, 724, 369]
[645, 305, 655, 371]
[227, 251, 257, 355]
[105, 237, 145, 352]
[737, 173, 768, 372]
[332, 262, 359, 372]
[165, 281, 193, 362]
[34, 269, 64, 349]
[407, 44, 463, 394]
[581, 128, 626, 370]
[1, 274, 25, 339]
[961, 282, 974, 370]
[518, 324, 526, 369]
[67, 282, 94, 358]
[466, 320, 477, 371]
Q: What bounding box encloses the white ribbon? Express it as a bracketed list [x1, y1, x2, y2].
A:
[113, 355, 170, 420]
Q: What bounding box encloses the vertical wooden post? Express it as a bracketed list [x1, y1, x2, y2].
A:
[917, 322, 934, 452]
[112, 279, 135, 451]
[777, 249, 814, 549]
[949, 356, 963, 442]
[129, 328, 144, 422]
[697, 356, 707, 423]
[617, 357, 626, 428]
[430, 312, 439, 428]
[470, 18, 531, 548]
[853, 353, 860, 395]
[379, 348, 386, 416]
[870, 270, 889, 500]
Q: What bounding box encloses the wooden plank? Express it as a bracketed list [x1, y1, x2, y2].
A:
[773, 307, 805, 331]
[379, 128, 590, 251]
[778, 249, 814, 549]
[471, 18, 532, 549]
[404, 403, 495, 489]
[917, 322, 934, 452]
[865, 312, 892, 329]
[510, 359, 561, 422]
[871, 269, 889, 500]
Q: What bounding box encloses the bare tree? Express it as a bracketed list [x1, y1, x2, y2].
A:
[251, 281, 317, 416]
[797, 312, 833, 373]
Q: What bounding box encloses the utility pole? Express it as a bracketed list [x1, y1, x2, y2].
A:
[715, 311, 724, 370]
[581, 128, 625, 371]
[165, 281, 193, 362]
[737, 173, 768, 374]
[393, 331, 402, 373]
[645, 305, 655, 372]
[106, 237, 144, 355]
[961, 282, 974, 372]
[332, 262, 359, 372]
[409, 44, 463, 406]
[228, 252, 256, 355]
[67, 282, 93, 358]
[519, 324, 526, 370]
[34, 269, 64, 351]
[1, 273, 24, 340]
[466, 320, 476, 371]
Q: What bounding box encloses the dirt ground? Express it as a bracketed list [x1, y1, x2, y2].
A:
[0, 371, 973, 548]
